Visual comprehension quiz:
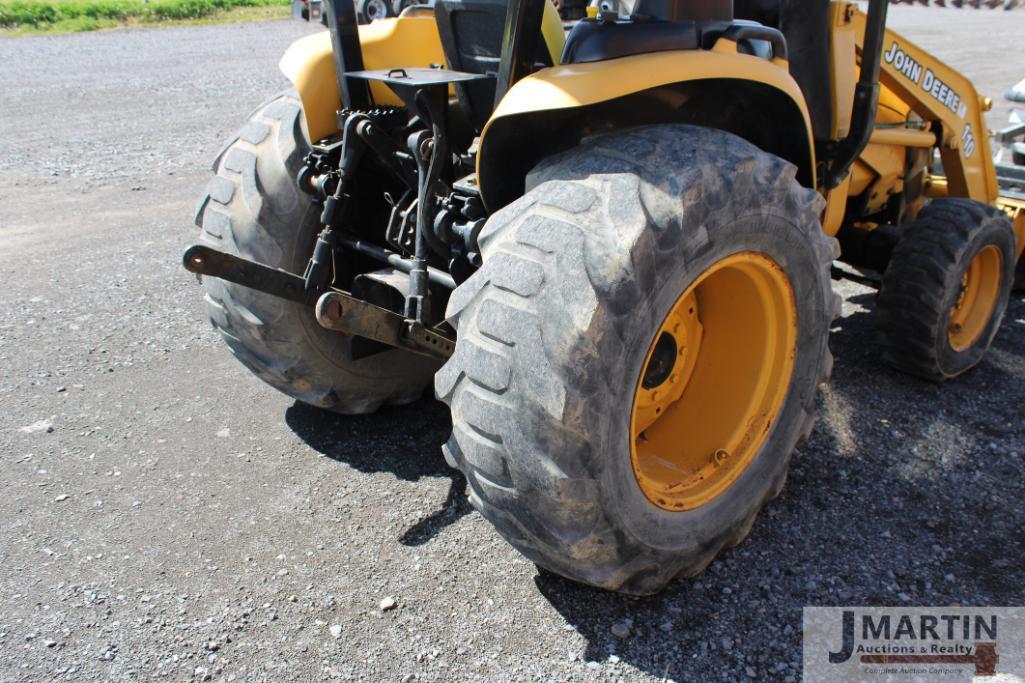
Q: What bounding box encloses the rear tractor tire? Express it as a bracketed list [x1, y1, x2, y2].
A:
[878, 198, 1015, 382]
[194, 91, 438, 414]
[435, 125, 839, 594]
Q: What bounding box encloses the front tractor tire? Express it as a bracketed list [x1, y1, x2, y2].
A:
[436, 125, 839, 594]
[878, 198, 1015, 382]
[194, 92, 438, 414]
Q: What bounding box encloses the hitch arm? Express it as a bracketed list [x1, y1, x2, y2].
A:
[183, 244, 455, 360]
[183, 244, 316, 305]
[315, 292, 455, 359]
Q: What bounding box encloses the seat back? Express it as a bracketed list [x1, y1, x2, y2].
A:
[435, 0, 509, 133]
[435, 0, 557, 132]
[734, 0, 832, 140]
[572, 0, 832, 139]
[435, 0, 506, 76]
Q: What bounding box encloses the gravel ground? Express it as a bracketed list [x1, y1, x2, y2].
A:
[1, 10, 1024, 682]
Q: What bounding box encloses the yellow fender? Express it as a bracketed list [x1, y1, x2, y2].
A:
[477, 44, 817, 211]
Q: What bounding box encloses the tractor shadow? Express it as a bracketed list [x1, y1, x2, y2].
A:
[532, 286, 1025, 681]
[284, 395, 471, 547]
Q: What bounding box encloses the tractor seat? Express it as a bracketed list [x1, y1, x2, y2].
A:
[734, 0, 832, 140]
[560, 18, 704, 64]
[560, 16, 781, 65]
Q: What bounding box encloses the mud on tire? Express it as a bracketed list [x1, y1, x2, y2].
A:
[194, 91, 438, 414]
[435, 125, 840, 594]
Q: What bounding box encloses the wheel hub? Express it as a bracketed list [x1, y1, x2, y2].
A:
[630, 252, 797, 511]
[948, 245, 1002, 352]
[641, 332, 678, 389]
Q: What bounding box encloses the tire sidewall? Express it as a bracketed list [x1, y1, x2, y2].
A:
[595, 212, 828, 552]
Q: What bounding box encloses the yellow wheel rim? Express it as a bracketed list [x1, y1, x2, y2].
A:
[948, 245, 1002, 352]
[630, 252, 797, 511]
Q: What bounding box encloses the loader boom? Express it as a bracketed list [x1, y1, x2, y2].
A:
[852, 8, 999, 203]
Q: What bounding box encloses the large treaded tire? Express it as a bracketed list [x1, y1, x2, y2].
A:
[435, 125, 840, 594]
[194, 91, 438, 414]
[877, 198, 1015, 382]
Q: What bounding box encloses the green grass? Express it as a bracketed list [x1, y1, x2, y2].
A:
[0, 0, 290, 34]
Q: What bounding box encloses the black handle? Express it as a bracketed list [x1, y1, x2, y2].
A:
[825, 0, 889, 188]
[722, 24, 788, 62]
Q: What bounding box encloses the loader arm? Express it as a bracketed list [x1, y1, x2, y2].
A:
[851, 9, 999, 204]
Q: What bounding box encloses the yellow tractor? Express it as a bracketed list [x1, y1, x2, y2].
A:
[185, 0, 1025, 593]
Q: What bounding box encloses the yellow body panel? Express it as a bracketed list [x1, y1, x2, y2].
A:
[848, 161, 873, 198]
[999, 197, 1025, 260]
[821, 175, 851, 236]
[540, 1, 566, 63]
[279, 31, 342, 142]
[876, 81, 912, 123]
[829, 2, 857, 139]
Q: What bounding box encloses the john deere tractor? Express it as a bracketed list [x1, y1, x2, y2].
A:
[185, 0, 1025, 593]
